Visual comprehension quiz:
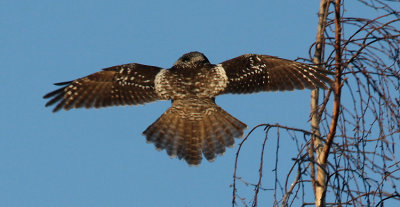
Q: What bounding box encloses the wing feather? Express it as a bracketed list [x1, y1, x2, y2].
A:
[43, 63, 162, 112]
[219, 54, 333, 94]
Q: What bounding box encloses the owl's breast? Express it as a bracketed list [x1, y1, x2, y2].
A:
[154, 65, 228, 100]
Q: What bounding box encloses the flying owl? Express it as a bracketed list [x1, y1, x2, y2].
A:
[44, 51, 333, 165]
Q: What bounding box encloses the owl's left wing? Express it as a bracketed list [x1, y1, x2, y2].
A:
[43, 63, 162, 112]
[219, 54, 333, 94]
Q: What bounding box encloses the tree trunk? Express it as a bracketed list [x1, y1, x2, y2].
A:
[310, 0, 330, 206]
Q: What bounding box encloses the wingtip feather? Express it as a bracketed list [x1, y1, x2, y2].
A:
[54, 81, 73, 86]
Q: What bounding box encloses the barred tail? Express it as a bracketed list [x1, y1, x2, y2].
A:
[143, 99, 247, 166]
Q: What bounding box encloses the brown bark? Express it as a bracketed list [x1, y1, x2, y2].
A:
[313, 0, 343, 206]
[310, 0, 330, 206]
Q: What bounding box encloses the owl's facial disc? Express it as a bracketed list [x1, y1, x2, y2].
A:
[174, 51, 210, 68]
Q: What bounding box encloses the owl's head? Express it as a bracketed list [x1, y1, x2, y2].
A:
[173, 51, 210, 69]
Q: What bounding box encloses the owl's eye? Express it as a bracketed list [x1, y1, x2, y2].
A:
[181, 57, 190, 62]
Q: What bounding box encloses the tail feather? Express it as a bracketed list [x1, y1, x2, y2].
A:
[154, 110, 180, 151]
[143, 99, 247, 165]
[161, 112, 180, 155]
[201, 117, 217, 161]
[219, 109, 247, 138]
[175, 116, 186, 160]
[152, 118, 170, 151]
[214, 112, 235, 147]
[211, 108, 247, 148]
[208, 112, 227, 155]
[165, 117, 181, 158]
[184, 121, 202, 166]
[144, 116, 161, 144]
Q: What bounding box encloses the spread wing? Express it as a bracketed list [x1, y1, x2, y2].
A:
[219, 54, 333, 94]
[43, 63, 163, 112]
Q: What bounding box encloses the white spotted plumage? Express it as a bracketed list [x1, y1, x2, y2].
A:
[44, 51, 333, 165]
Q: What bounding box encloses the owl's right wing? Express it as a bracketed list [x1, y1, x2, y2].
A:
[219, 54, 334, 94]
[43, 63, 163, 112]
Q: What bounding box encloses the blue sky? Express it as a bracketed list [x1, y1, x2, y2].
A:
[1, 0, 390, 206]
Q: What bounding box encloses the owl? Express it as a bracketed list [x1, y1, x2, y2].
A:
[44, 51, 332, 165]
